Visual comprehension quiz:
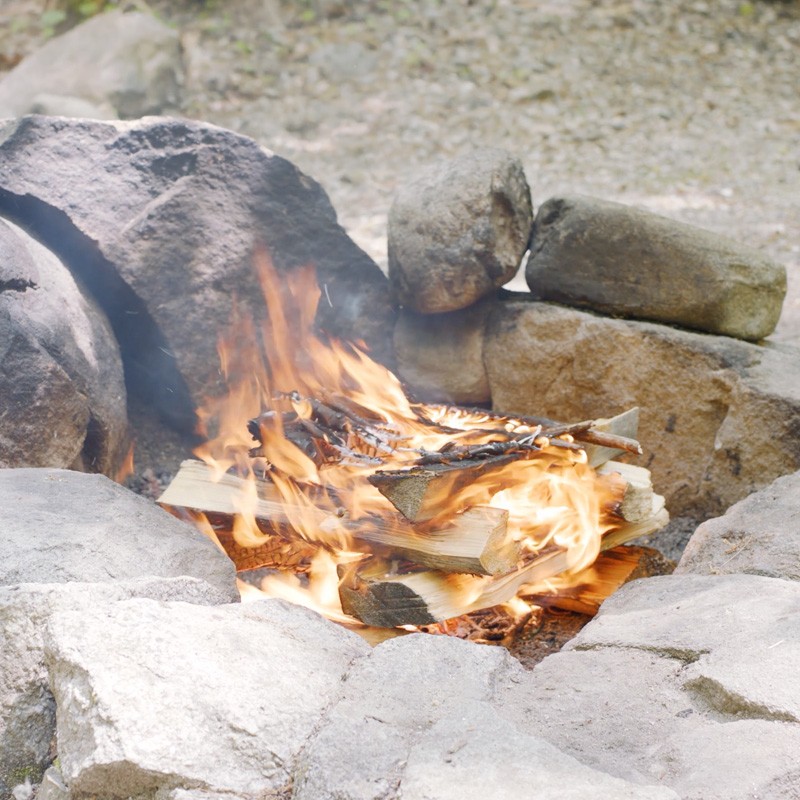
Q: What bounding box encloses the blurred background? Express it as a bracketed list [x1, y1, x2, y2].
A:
[2, 0, 799, 339]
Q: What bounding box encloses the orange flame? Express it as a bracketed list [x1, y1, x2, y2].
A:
[190, 247, 622, 623]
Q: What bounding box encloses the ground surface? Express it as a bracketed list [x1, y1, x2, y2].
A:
[2, 0, 799, 343]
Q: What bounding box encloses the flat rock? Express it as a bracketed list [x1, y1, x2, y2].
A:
[0, 11, 182, 119]
[0, 468, 238, 598]
[45, 598, 369, 798]
[393, 297, 493, 404]
[388, 149, 532, 313]
[525, 195, 786, 341]
[497, 573, 800, 798]
[0, 218, 127, 474]
[0, 116, 393, 432]
[500, 644, 800, 800]
[570, 573, 800, 663]
[401, 700, 678, 800]
[484, 299, 800, 517]
[676, 470, 800, 581]
[0, 578, 233, 800]
[293, 633, 671, 800]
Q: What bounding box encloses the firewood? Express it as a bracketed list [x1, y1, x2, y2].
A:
[368, 453, 527, 524]
[421, 405, 642, 464]
[578, 408, 642, 466]
[521, 544, 675, 615]
[598, 460, 655, 523]
[338, 495, 669, 627]
[159, 460, 521, 576]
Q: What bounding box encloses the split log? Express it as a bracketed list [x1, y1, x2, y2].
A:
[159, 460, 521, 576]
[521, 544, 675, 615]
[338, 495, 669, 627]
[598, 460, 655, 523]
[368, 452, 530, 524]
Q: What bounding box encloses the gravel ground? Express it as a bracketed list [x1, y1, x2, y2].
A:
[2, 0, 799, 343]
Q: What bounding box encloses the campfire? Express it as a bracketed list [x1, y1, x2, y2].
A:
[158, 250, 668, 631]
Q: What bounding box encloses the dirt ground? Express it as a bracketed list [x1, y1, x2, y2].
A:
[2, 0, 799, 343]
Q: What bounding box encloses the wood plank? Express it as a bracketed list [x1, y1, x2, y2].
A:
[598, 460, 655, 522]
[159, 460, 521, 576]
[581, 407, 641, 467]
[338, 495, 669, 627]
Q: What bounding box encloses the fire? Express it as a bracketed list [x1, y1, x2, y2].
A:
[186, 248, 624, 625]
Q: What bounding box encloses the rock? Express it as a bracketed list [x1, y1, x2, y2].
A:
[0, 116, 394, 432]
[34, 768, 68, 800]
[293, 633, 672, 799]
[393, 298, 493, 404]
[0, 218, 127, 474]
[0, 468, 238, 598]
[676, 471, 800, 581]
[525, 195, 786, 341]
[484, 299, 800, 518]
[400, 701, 678, 800]
[501, 645, 800, 800]
[44, 598, 368, 798]
[0, 11, 183, 119]
[0, 578, 234, 800]
[294, 633, 518, 800]
[388, 149, 532, 313]
[496, 573, 800, 799]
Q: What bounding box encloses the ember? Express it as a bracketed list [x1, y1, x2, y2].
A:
[159, 249, 668, 628]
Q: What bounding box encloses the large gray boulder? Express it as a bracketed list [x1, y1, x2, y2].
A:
[0, 116, 394, 432]
[44, 598, 369, 798]
[294, 634, 675, 800]
[0, 11, 183, 120]
[388, 149, 532, 313]
[499, 574, 800, 799]
[0, 218, 127, 474]
[0, 468, 238, 597]
[484, 299, 800, 518]
[677, 470, 800, 580]
[0, 578, 234, 800]
[525, 195, 786, 341]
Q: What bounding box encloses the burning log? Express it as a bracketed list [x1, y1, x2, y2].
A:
[157, 253, 671, 633]
[159, 460, 522, 576]
[597, 461, 655, 523]
[337, 496, 669, 627]
[522, 544, 675, 615]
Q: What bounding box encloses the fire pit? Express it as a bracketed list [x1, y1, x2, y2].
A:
[158, 250, 668, 635]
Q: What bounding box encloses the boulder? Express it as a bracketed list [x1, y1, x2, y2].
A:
[393, 298, 493, 404]
[0, 218, 127, 474]
[400, 702, 678, 800]
[676, 471, 800, 580]
[0, 11, 182, 119]
[0, 468, 238, 598]
[294, 633, 673, 800]
[44, 598, 369, 798]
[0, 116, 394, 432]
[484, 299, 800, 517]
[525, 195, 786, 341]
[388, 149, 532, 313]
[0, 578, 234, 800]
[496, 573, 800, 799]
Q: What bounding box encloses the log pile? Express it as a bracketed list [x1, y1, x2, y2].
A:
[159, 400, 668, 628]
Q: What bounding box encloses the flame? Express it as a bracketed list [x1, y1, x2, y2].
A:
[188, 247, 623, 623]
[114, 441, 135, 484]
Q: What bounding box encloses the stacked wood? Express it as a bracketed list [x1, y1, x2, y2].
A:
[159, 460, 522, 576]
[337, 496, 669, 627]
[159, 402, 669, 628]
